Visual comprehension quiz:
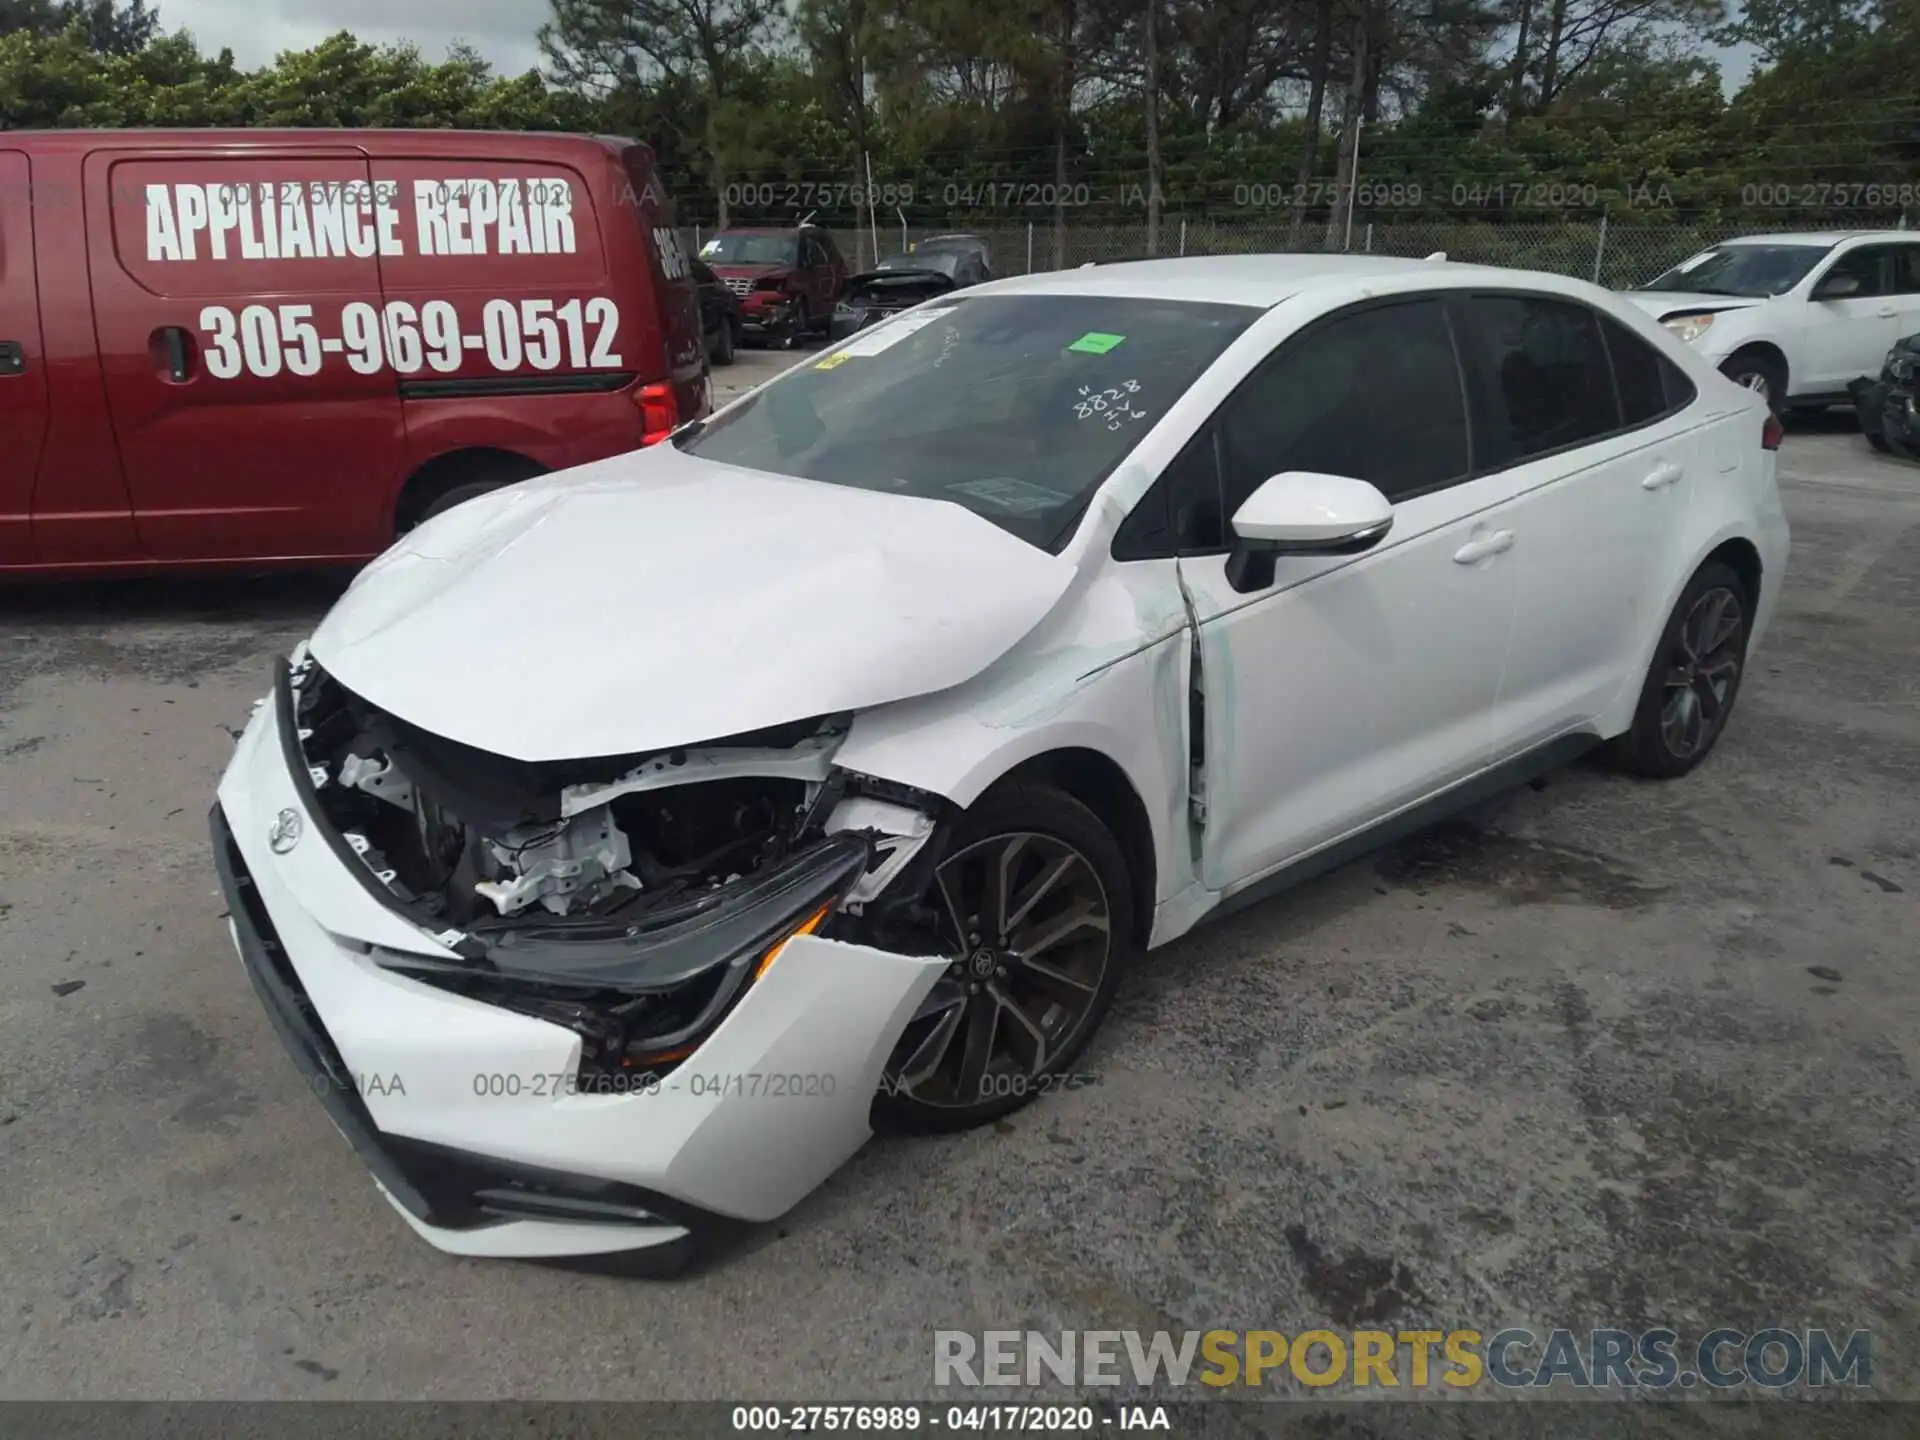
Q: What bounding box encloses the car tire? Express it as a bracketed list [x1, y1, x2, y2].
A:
[712, 317, 737, 367]
[1606, 561, 1752, 779]
[409, 458, 543, 532]
[871, 784, 1135, 1136]
[1721, 353, 1786, 413]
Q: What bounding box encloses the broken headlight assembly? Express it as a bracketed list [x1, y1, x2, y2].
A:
[273, 654, 933, 1081]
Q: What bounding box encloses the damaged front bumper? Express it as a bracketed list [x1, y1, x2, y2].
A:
[210, 660, 948, 1265]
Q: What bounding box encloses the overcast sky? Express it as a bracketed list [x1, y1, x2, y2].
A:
[157, 0, 1758, 92]
[159, 0, 552, 73]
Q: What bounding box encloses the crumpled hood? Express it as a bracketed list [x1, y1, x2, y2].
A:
[1623, 290, 1764, 321]
[307, 444, 1077, 763]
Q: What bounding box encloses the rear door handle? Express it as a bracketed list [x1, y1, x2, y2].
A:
[1642, 462, 1684, 490]
[1878, 306, 1898, 319]
[1453, 530, 1514, 564]
[0, 340, 23, 376]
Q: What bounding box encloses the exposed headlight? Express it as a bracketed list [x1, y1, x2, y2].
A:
[1663, 313, 1716, 344]
[834, 301, 854, 314]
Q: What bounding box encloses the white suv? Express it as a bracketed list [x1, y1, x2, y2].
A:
[1625, 230, 1920, 411]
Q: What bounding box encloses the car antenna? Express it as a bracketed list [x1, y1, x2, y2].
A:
[1425, 251, 1447, 261]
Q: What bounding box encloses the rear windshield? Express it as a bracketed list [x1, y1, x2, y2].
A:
[677, 293, 1258, 550]
[877, 251, 961, 276]
[701, 233, 798, 266]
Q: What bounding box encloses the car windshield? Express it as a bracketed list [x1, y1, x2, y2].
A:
[1640, 244, 1831, 297]
[877, 251, 962, 276]
[701, 233, 799, 266]
[678, 293, 1258, 550]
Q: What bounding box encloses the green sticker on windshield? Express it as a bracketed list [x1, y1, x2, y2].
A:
[1068, 332, 1126, 355]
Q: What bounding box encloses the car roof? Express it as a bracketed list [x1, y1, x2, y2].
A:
[1720, 231, 1914, 247]
[968, 253, 1520, 307]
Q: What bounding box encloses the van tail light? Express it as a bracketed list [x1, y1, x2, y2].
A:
[637, 382, 678, 446]
[1761, 413, 1784, 451]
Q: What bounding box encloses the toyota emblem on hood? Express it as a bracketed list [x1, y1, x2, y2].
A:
[268, 808, 303, 855]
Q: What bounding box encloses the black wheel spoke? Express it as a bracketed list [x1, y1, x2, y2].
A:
[1690, 672, 1724, 723]
[1014, 951, 1099, 1002]
[898, 990, 966, 1085]
[1004, 852, 1076, 936]
[953, 991, 999, 1102]
[1013, 897, 1108, 964]
[980, 835, 1025, 940]
[989, 982, 1050, 1072]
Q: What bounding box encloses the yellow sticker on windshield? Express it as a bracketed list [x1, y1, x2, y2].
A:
[815, 353, 853, 370]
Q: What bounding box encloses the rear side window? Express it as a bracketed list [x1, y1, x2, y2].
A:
[1601, 315, 1694, 425]
[1894, 246, 1920, 295]
[1217, 297, 1470, 514]
[1464, 295, 1621, 466]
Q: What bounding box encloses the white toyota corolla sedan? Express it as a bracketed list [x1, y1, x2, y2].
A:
[212, 254, 1790, 1272]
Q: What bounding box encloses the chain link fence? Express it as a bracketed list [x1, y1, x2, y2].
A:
[685, 213, 1911, 290]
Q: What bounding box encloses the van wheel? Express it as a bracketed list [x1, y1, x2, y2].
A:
[404, 456, 543, 534]
[712, 318, 737, 367]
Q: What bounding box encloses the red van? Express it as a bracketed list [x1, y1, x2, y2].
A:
[0, 129, 707, 578]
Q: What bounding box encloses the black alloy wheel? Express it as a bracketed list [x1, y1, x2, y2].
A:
[1609, 561, 1751, 778]
[874, 787, 1131, 1133]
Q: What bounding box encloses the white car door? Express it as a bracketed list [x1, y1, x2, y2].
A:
[1166, 296, 1523, 896]
[1799, 245, 1902, 393]
[1451, 293, 1708, 753]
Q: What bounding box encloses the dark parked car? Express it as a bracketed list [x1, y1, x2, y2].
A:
[1849, 332, 1920, 459]
[698, 225, 847, 348]
[689, 258, 742, 366]
[911, 233, 995, 275]
[827, 248, 992, 343]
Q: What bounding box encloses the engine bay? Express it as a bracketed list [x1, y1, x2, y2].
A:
[288, 654, 920, 937]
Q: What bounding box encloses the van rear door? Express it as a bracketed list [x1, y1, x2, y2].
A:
[86, 147, 408, 560]
[0, 150, 49, 564]
[619, 144, 707, 428]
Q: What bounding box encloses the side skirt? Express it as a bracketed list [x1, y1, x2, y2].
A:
[1209, 731, 1602, 925]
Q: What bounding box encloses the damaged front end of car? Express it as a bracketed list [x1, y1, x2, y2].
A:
[277, 651, 958, 1085]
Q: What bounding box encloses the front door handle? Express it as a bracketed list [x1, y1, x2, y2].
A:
[0, 340, 23, 376]
[1878, 305, 1898, 319]
[154, 326, 193, 382]
[1642, 462, 1685, 490]
[1453, 530, 1514, 564]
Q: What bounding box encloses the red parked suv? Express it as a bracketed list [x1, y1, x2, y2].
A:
[0, 129, 707, 579]
[697, 225, 847, 348]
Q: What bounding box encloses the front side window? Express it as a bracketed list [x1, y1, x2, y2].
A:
[1816, 246, 1890, 298]
[678, 293, 1258, 550]
[1215, 297, 1471, 521]
[1642, 244, 1830, 297]
[1464, 295, 1620, 467]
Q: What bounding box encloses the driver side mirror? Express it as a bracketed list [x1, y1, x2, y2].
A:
[1813, 272, 1862, 300]
[1225, 472, 1394, 593]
